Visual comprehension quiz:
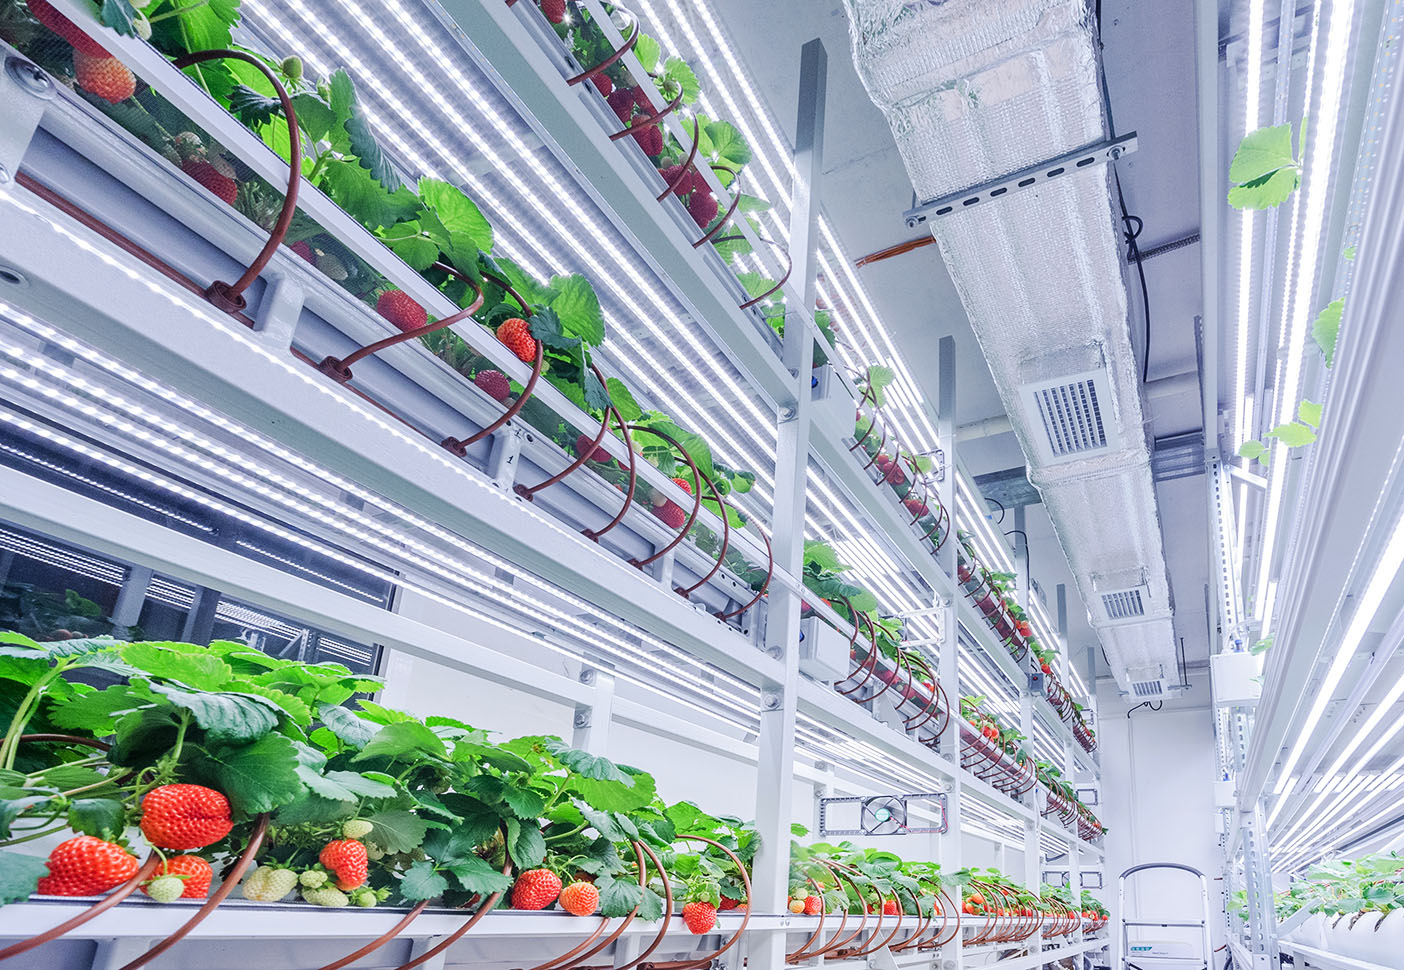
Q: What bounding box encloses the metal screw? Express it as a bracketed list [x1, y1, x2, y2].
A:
[767, 645, 782, 659]
[1109, 145, 1125, 160]
[761, 691, 782, 711]
[5, 57, 54, 99]
[573, 711, 591, 729]
[579, 669, 596, 685]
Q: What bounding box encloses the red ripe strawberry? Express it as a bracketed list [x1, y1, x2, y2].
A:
[718, 895, 740, 911]
[882, 898, 900, 916]
[37, 836, 140, 896]
[904, 496, 929, 518]
[290, 240, 316, 264]
[539, 0, 566, 23]
[474, 369, 511, 403]
[140, 784, 233, 851]
[658, 164, 696, 197]
[687, 190, 719, 229]
[143, 855, 213, 899]
[590, 74, 613, 97]
[73, 49, 135, 104]
[682, 900, 716, 934]
[512, 868, 563, 910]
[319, 839, 369, 891]
[376, 289, 428, 334]
[631, 123, 663, 157]
[558, 880, 599, 916]
[607, 87, 637, 123]
[804, 894, 823, 915]
[654, 476, 693, 529]
[29, 0, 111, 56]
[1041, 662, 1053, 674]
[497, 316, 537, 363]
[181, 158, 238, 205]
[575, 433, 612, 464]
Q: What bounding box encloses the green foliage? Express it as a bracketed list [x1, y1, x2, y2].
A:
[1313, 298, 1343, 366]
[1227, 123, 1301, 210]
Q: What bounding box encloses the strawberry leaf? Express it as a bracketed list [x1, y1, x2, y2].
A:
[367, 809, 429, 854]
[148, 684, 282, 743]
[605, 378, 642, 421]
[66, 798, 125, 840]
[378, 221, 439, 272]
[597, 874, 645, 917]
[1298, 399, 1323, 429]
[99, 0, 138, 35]
[634, 33, 662, 73]
[122, 641, 233, 691]
[549, 275, 605, 347]
[194, 733, 305, 815]
[291, 92, 339, 143]
[1228, 124, 1297, 183]
[705, 120, 751, 168]
[506, 817, 547, 869]
[228, 85, 282, 128]
[1313, 298, 1343, 365]
[317, 703, 377, 749]
[1237, 440, 1268, 462]
[662, 57, 700, 104]
[1227, 168, 1299, 210]
[419, 178, 494, 254]
[399, 860, 449, 901]
[1266, 422, 1317, 448]
[320, 159, 421, 231]
[444, 853, 512, 895]
[0, 852, 49, 905]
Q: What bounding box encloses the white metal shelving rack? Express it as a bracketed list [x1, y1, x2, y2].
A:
[0, 0, 1105, 966]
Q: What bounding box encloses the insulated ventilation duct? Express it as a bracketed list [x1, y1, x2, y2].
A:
[844, 0, 1176, 693]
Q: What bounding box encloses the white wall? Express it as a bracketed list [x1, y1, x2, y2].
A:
[1098, 669, 1226, 960]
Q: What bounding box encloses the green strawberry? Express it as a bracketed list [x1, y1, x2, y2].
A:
[342, 819, 374, 840]
[354, 889, 378, 908]
[145, 876, 184, 903]
[303, 885, 350, 907]
[242, 866, 299, 902]
[299, 869, 328, 888]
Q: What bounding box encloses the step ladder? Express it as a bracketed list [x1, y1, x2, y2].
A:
[1117, 863, 1213, 970]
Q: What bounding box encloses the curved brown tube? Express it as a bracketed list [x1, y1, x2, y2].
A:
[690, 165, 743, 249]
[785, 874, 835, 963]
[611, 841, 674, 970]
[656, 118, 702, 202]
[319, 271, 486, 382]
[533, 842, 648, 970]
[0, 854, 160, 962]
[627, 425, 702, 567]
[170, 50, 300, 314]
[389, 824, 514, 970]
[675, 477, 731, 598]
[564, 4, 641, 86]
[311, 901, 429, 970]
[714, 522, 771, 622]
[802, 861, 868, 958]
[647, 835, 751, 970]
[442, 338, 544, 455]
[710, 234, 793, 311]
[610, 85, 684, 142]
[834, 608, 881, 697]
[515, 363, 617, 500]
[582, 403, 638, 542]
[116, 813, 270, 970]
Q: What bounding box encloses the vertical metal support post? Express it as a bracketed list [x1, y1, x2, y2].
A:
[180, 585, 219, 644]
[1014, 508, 1040, 890]
[750, 38, 825, 970]
[935, 335, 963, 969]
[1055, 583, 1084, 940]
[572, 667, 615, 756]
[111, 565, 153, 637]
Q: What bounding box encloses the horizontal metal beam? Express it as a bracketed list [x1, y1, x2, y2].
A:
[903, 133, 1139, 228]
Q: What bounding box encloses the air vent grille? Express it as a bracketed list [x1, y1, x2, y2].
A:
[1131, 680, 1165, 698]
[1101, 589, 1145, 620]
[1033, 379, 1107, 457]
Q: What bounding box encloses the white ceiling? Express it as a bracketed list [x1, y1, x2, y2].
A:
[704, 0, 1214, 679]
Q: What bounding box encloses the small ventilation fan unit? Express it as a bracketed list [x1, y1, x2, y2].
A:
[1127, 663, 1169, 699]
[1016, 346, 1121, 466]
[818, 793, 948, 837]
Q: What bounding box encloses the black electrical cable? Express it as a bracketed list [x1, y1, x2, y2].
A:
[986, 496, 1006, 525]
[1127, 700, 1164, 718]
[1095, 0, 1153, 383]
[1004, 528, 1031, 580]
[1177, 635, 1190, 690]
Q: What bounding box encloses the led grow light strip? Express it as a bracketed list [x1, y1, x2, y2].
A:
[1233, 0, 1268, 451]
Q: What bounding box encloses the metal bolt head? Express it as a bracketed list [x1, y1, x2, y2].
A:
[573, 711, 591, 729]
[762, 691, 782, 710]
[1109, 145, 1125, 160]
[5, 57, 54, 100]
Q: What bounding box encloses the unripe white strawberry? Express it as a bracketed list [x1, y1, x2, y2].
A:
[299, 869, 328, 888]
[303, 885, 350, 907]
[342, 819, 374, 840]
[242, 866, 299, 902]
[145, 875, 184, 903]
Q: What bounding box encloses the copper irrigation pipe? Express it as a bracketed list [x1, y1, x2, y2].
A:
[529, 842, 649, 970]
[785, 874, 837, 963]
[319, 268, 486, 382]
[169, 50, 300, 314]
[675, 480, 731, 598]
[919, 887, 961, 950]
[656, 118, 702, 201]
[710, 234, 793, 310]
[310, 901, 429, 970]
[690, 164, 743, 249]
[646, 835, 751, 970]
[612, 841, 674, 970]
[888, 886, 930, 952]
[514, 363, 616, 500]
[853, 234, 936, 268]
[0, 853, 161, 962]
[13, 173, 260, 329]
[625, 425, 702, 568]
[563, 4, 641, 86]
[442, 340, 544, 456]
[115, 813, 270, 970]
[834, 607, 881, 698]
[714, 521, 771, 622]
[610, 86, 684, 141]
[801, 861, 869, 958]
[580, 404, 638, 543]
[390, 825, 514, 970]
